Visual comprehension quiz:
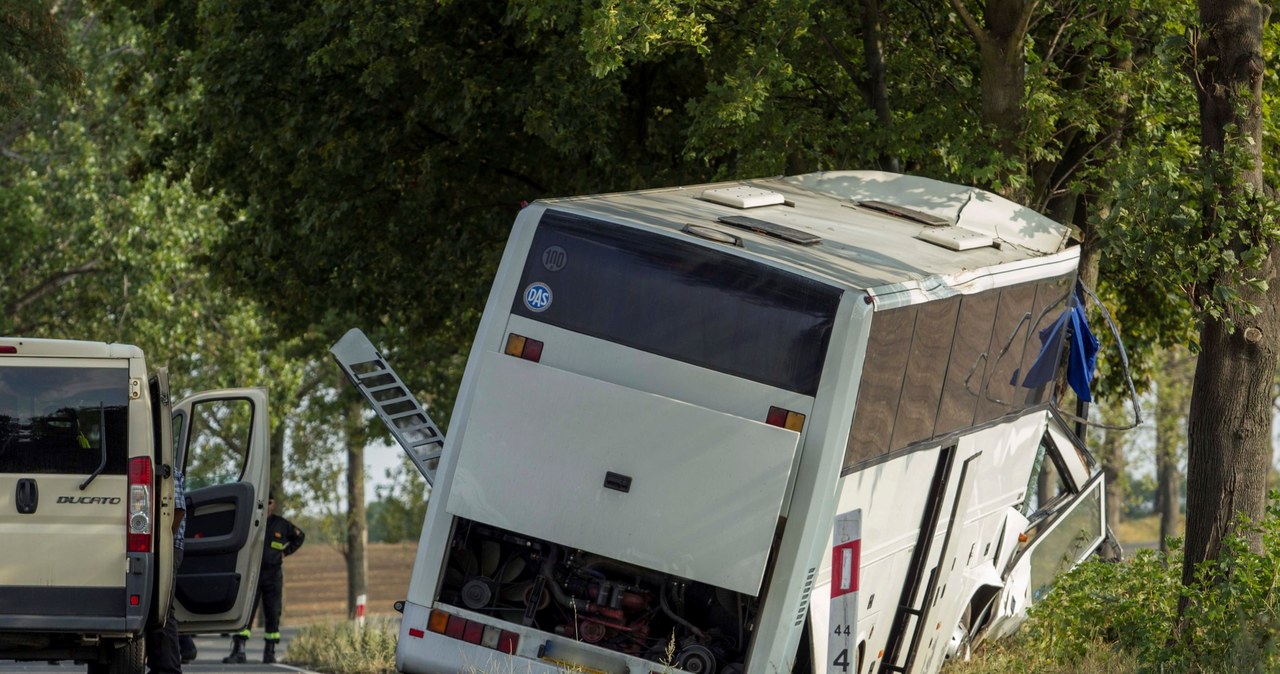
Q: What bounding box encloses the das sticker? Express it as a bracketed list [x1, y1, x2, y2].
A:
[542, 246, 567, 272]
[523, 282, 553, 312]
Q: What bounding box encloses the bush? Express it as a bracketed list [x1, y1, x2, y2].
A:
[962, 496, 1280, 673]
[285, 618, 399, 674]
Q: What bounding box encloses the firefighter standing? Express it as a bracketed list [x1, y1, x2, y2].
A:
[222, 492, 305, 664]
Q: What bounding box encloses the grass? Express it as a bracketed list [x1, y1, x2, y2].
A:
[285, 618, 399, 674]
[943, 637, 1139, 674]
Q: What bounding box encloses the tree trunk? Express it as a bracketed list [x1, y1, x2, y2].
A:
[1088, 398, 1127, 559]
[1182, 0, 1275, 588]
[1155, 446, 1179, 552]
[860, 0, 898, 172]
[975, 0, 1028, 157]
[270, 411, 285, 503]
[1153, 347, 1192, 553]
[343, 395, 368, 619]
[950, 0, 1034, 198]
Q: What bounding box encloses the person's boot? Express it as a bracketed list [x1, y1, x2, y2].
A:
[263, 639, 278, 665]
[222, 635, 248, 664]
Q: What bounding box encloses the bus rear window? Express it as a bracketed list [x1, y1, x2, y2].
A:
[512, 210, 841, 395]
[0, 367, 129, 475]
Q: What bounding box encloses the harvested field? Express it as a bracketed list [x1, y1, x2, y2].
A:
[283, 542, 418, 625]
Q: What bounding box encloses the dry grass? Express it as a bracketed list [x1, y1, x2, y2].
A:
[284, 542, 418, 625]
[1114, 513, 1180, 548]
[284, 617, 399, 674]
[944, 638, 1138, 674]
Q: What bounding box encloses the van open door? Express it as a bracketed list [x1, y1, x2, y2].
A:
[170, 388, 271, 633]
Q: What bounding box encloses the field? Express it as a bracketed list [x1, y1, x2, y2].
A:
[283, 542, 418, 625]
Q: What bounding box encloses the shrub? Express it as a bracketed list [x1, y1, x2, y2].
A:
[285, 618, 399, 674]
[990, 495, 1280, 673]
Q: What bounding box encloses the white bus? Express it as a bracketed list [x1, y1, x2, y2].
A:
[333, 171, 1113, 674]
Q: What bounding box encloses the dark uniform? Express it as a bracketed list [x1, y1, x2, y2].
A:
[222, 511, 304, 664]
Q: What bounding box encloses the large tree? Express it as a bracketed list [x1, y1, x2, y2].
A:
[1182, 0, 1278, 580]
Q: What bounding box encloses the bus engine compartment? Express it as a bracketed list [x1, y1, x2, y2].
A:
[440, 517, 759, 674]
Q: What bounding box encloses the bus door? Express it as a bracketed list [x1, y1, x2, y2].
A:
[877, 444, 958, 674]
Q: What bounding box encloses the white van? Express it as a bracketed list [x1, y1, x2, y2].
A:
[335, 171, 1112, 674]
[0, 337, 271, 674]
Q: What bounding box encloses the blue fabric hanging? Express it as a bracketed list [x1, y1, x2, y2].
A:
[1019, 283, 1100, 402]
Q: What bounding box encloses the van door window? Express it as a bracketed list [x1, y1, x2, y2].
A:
[184, 399, 254, 489]
[0, 367, 128, 475]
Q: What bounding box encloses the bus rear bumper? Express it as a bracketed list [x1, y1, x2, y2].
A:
[397, 602, 651, 674]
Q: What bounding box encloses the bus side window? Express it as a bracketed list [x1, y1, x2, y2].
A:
[890, 296, 960, 450]
[976, 284, 1039, 422]
[1019, 434, 1070, 520]
[845, 306, 917, 466]
[935, 291, 1001, 436]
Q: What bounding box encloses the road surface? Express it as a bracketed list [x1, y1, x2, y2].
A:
[0, 629, 315, 674]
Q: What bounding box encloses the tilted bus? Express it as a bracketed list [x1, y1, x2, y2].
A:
[334, 170, 1112, 674]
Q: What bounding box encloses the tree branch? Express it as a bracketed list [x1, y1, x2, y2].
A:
[949, 0, 986, 43]
[4, 260, 103, 325]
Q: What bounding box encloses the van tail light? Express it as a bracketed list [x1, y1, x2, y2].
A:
[504, 334, 544, 362]
[127, 458, 153, 553]
[0, 346, 16, 354]
[766, 406, 806, 432]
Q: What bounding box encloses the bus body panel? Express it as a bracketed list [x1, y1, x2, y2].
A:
[445, 350, 800, 595]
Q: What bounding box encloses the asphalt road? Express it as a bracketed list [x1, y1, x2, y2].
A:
[0, 629, 315, 674]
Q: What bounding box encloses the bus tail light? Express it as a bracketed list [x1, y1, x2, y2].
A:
[425, 609, 520, 655]
[766, 406, 806, 432]
[127, 458, 153, 553]
[504, 334, 544, 363]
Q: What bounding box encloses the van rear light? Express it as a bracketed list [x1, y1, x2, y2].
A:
[504, 334, 544, 362]
[766, 406, 806, 432]
[0, 346, 16, 354]
[127, 458, 153, 553]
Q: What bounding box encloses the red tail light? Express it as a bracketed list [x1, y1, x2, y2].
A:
[127, 458, 153, 553]
[0, 346, 16, 354]
[504, 334, 544, 363]
[424, 609, 520, 655]
[462, 621, 485, 645]
[766, 406, 806, 432]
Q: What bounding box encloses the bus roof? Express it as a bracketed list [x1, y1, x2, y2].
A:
[538, 170, 1074, 293]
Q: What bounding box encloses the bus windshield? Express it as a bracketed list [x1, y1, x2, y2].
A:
[512, 210, 842, 395]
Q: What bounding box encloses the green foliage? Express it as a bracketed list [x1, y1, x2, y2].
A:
[1007, 495, 1280, 673]
[367, 461, 427, 544]
[0, 0, 80, 123]
[285, 618, 398, 674]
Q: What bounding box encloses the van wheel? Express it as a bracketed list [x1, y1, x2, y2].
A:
[87, 638, 144, 674]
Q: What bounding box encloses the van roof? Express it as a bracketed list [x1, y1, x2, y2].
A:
[0, 337, 143, 359]
[540, 170, 1074, 293]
